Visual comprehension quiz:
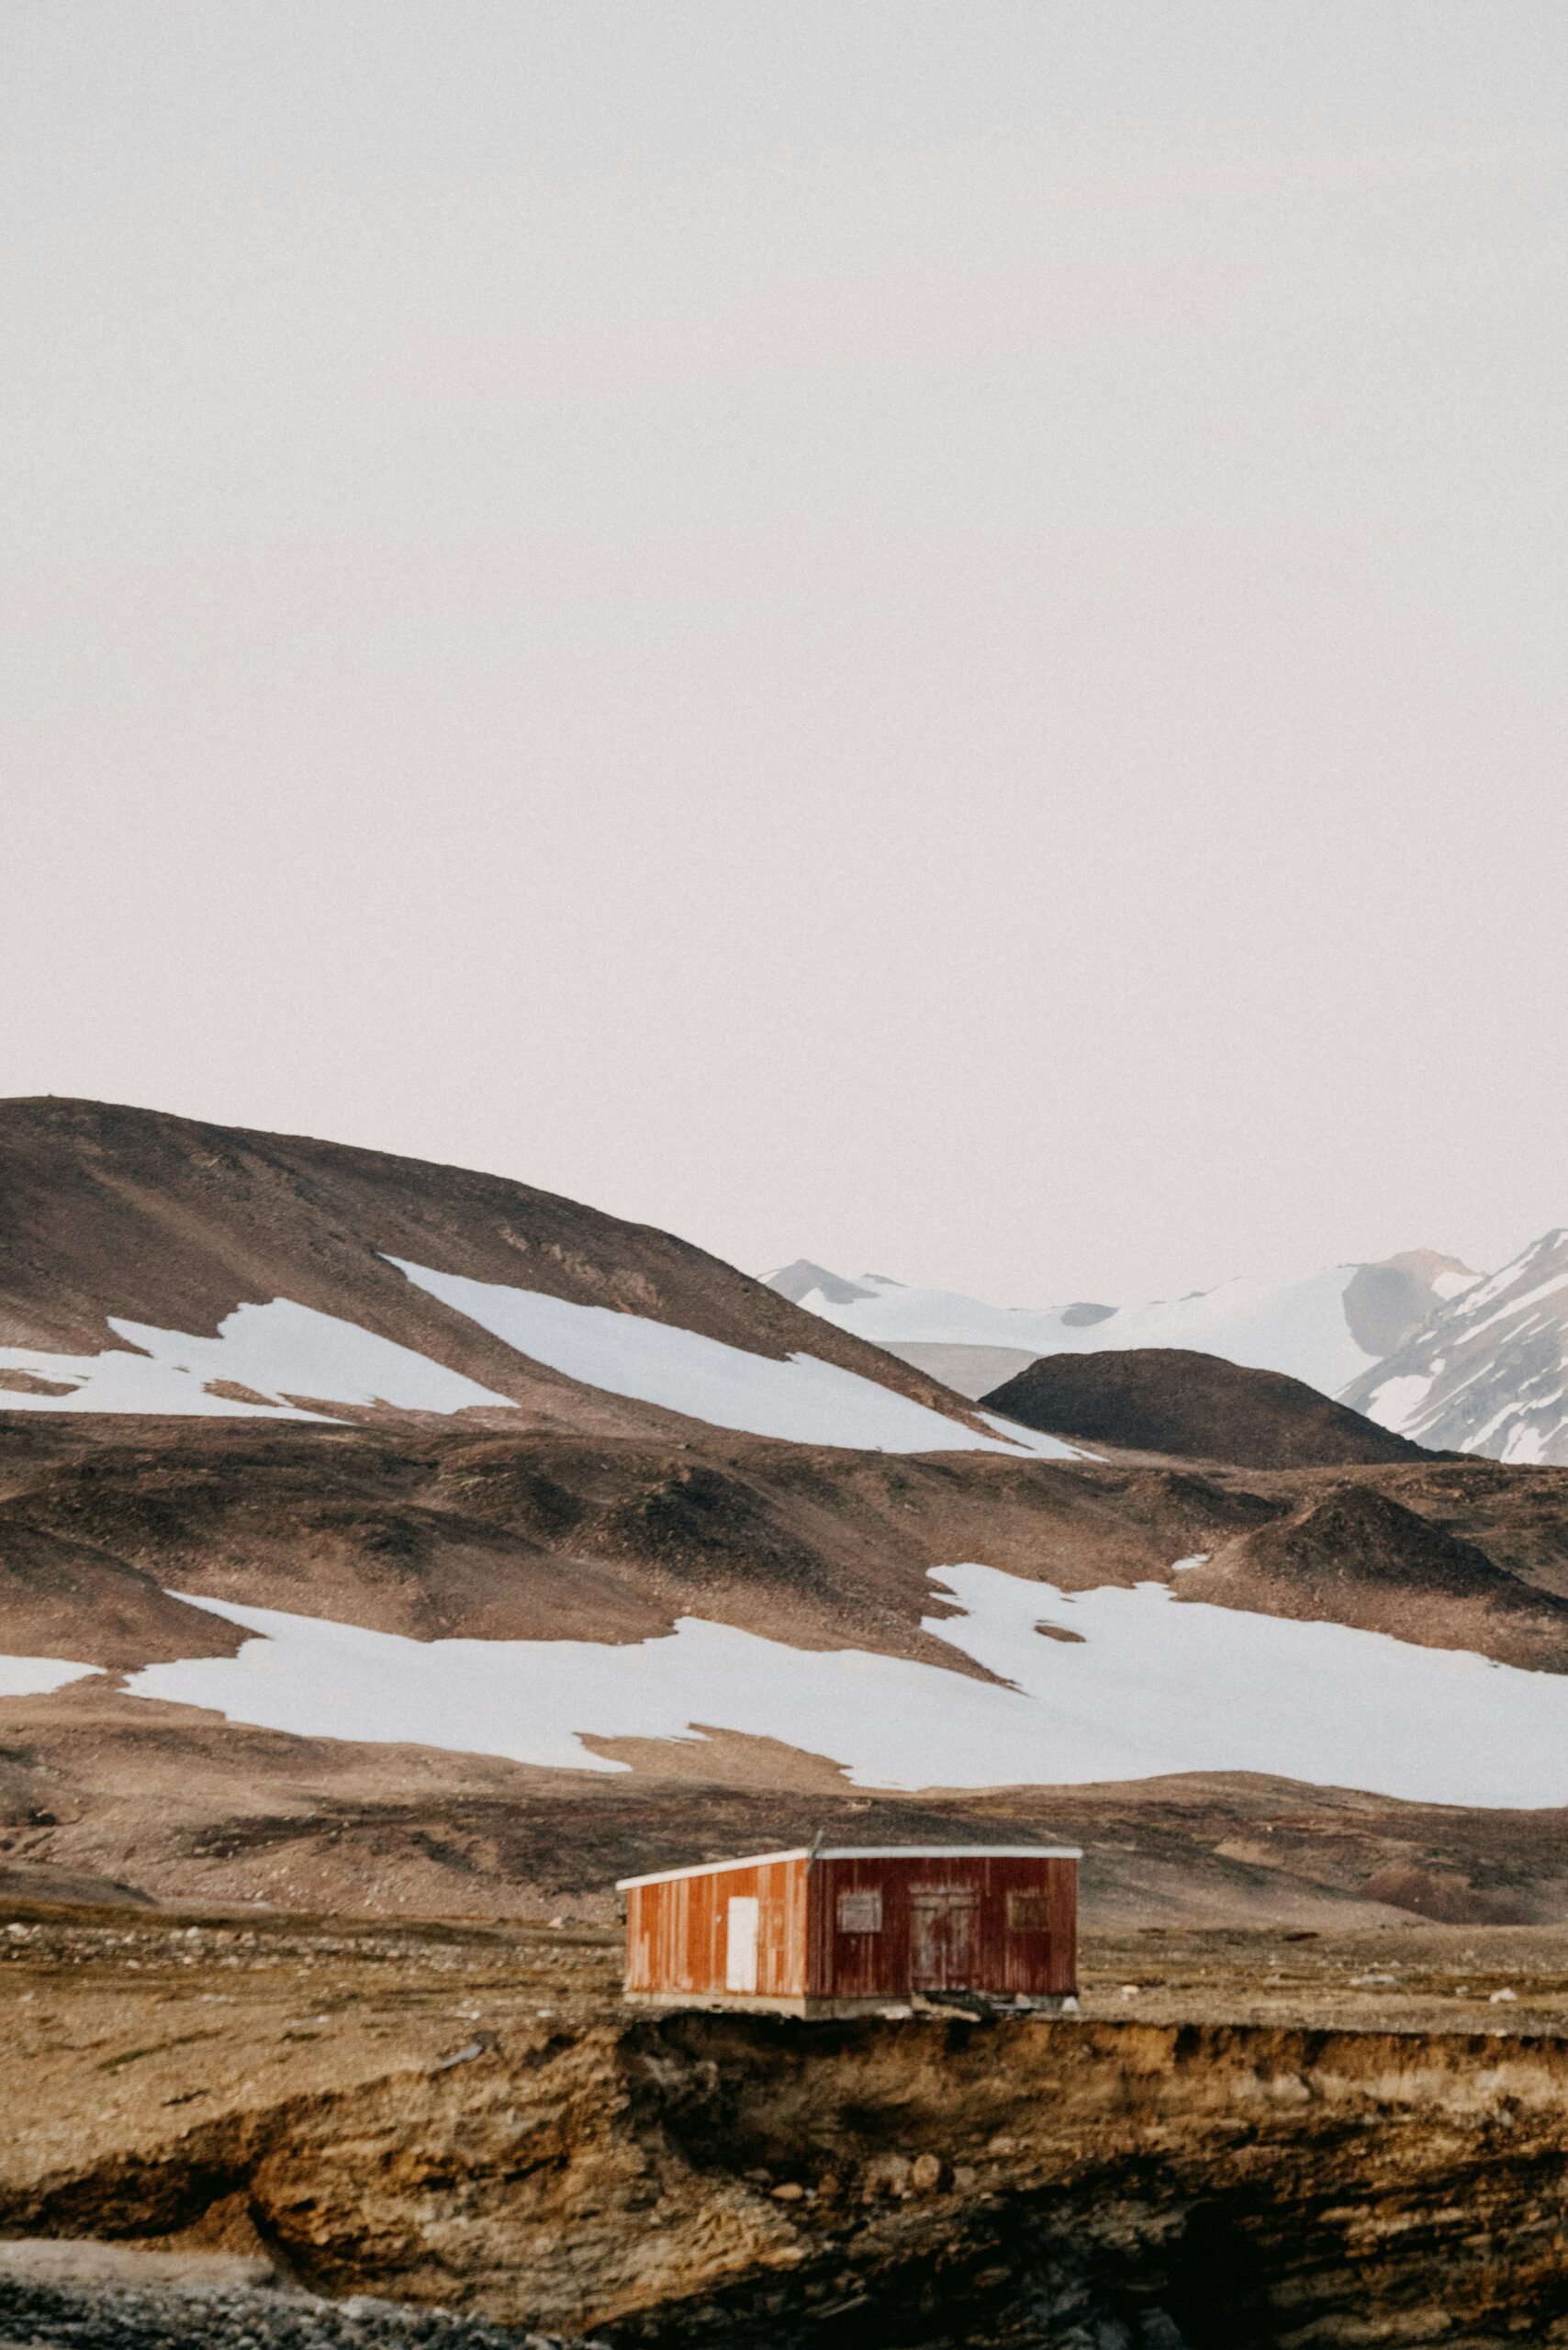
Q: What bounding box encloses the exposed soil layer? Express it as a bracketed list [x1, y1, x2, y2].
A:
[983, 1348, 1432, 1470]
[9, 1904, 1568, 2347]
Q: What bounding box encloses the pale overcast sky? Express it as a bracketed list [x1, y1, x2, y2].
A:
[4, 3, 1566, 1304]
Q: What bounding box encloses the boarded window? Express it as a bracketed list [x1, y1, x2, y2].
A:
[1007, 1891, 1051, 1933]
[836, 1888, 883, 1934]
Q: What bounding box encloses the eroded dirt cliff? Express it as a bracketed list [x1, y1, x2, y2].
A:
[7, 1905, 1568, 2345]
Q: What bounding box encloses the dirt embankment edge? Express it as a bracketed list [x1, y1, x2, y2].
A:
[7, 2007, 1568, 2345]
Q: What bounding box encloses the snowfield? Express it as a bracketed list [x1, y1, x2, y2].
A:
[0, 1300, 515, 1418]
[790, 1266, 1384, 1399]
[115, 1562, 1568, 1809]
[0, 1653, 98, 1698]
[389, 1259, 1081, 1455]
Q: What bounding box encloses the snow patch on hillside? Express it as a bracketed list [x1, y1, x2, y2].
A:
[975, 1411, 1093, 1458]
[390, 1260, 1081, 1456]
[0, 1654, 98, 1697]
[0, 1301, 514, 1419]
[118, 1562, 1568, 1808]
[1359, 1372, 1436, 1431]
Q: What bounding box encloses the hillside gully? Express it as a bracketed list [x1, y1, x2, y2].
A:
[6, 1907, 1568, 2349]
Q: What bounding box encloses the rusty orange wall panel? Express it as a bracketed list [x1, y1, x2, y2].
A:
[623, 1852, 808, 1998]
[810, 1852, 1077, 1998]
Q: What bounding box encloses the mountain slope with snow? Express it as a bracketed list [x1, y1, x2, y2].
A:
[770, 1251, 1478, 1400]
[388, 1259, 1078, 1457]
[0, 1099, 1059, 1458]
[82, 1559, 1568, 1808]
[1344, 1230, 1568, 1466]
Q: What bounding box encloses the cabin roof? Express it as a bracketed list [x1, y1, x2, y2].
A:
[615, 1843, 1081, 1890]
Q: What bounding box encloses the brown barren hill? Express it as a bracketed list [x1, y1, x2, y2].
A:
[982, 1347, 1432, 1469]
[1177, 1483, 1568, 1670]
[0, 1414, 1270, 1670]
[0, 1096, 974, 1428]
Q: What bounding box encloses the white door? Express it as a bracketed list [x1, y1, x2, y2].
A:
[725, 1896, 760, 1993]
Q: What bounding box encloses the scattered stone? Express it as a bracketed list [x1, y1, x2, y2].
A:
[770, 2182, 805, 2202]
[0, 2264, 599, 2349]
[435, 2031, 500, 2070]
[909, 2154, 942, 2191]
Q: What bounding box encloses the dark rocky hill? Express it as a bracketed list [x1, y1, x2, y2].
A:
[982, 1346, 1433, 1469]
[1176, 1483, 1568, 1670]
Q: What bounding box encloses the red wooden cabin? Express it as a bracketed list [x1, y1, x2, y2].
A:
[619, 1843, 1080, 2017]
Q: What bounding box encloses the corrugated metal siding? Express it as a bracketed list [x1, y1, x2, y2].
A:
[624, 1854, 808, 1998]
[809, 1854, 1076, 1998]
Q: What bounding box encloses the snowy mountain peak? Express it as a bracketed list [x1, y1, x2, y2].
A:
[1340, 1253, 1482, 1362]
[763, 1259, 882, 1306]
[1344, 1228, 1568, 1465]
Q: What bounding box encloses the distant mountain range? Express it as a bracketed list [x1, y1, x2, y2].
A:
[770, 1238, 1568, 1465]
[766, 1250, 1480, 1402]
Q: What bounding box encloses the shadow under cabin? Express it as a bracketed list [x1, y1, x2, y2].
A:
[618, 1841, 1081, 2018]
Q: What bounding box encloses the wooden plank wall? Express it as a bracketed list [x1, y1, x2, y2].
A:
[624, 1854, 809, 1998]
[808, 1855, 1076, 1998]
